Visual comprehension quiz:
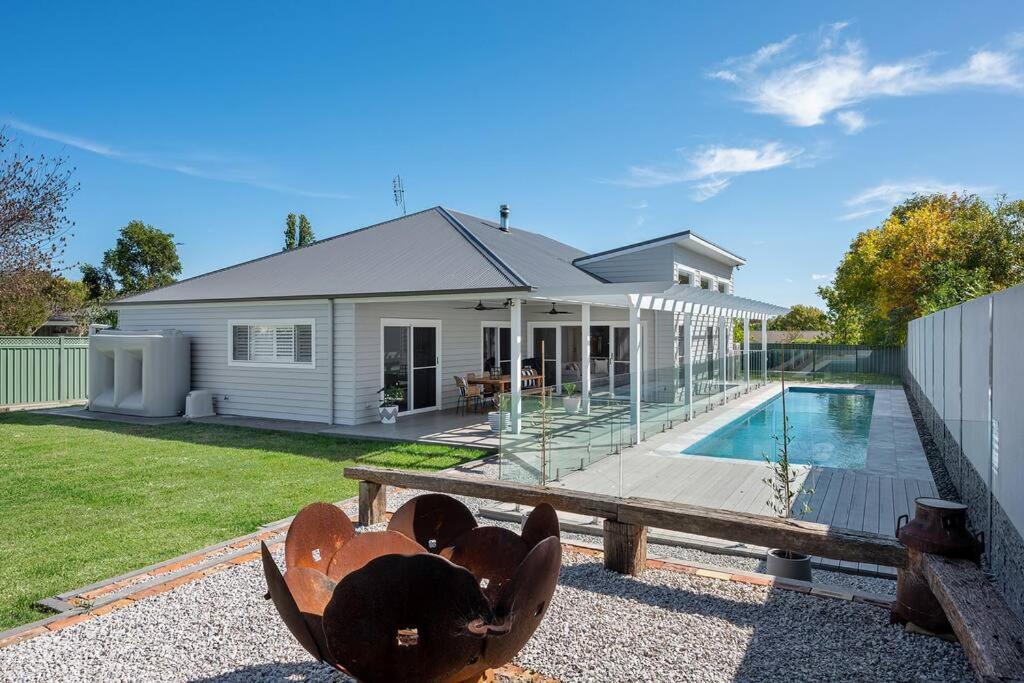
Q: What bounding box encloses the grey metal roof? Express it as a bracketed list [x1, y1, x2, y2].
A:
[114, 207, 603, 305]
[444, 209, 606, 288]
[572, 229, 746, 266]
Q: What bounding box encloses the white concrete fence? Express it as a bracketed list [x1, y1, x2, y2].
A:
[905, 282, 1024, 619]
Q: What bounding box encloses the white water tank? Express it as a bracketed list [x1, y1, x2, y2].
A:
[185, 390, 215, 419]
[88, 329, 190, 417]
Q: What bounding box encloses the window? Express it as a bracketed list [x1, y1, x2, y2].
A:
[229, 320, 314, 367]
[700, 277, 711, 290]
[718, 281, 729, 294]
[677, 271, 691, 286]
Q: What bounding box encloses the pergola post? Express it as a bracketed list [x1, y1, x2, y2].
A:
[761, 316, 768, 383]
[510, 298, 523, 434]
[628, 294, 641, 446]
[581, 303, 591, 415]
[743, 317, 751, 389]
[718, 314, 728, 400]
[683, 311, 693, 420]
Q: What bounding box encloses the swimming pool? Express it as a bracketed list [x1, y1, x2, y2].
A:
[682, 387, 875, 469]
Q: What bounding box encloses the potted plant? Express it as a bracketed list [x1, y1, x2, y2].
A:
[377, 385, 403, 424]
[561, 382, 581, 415]
[762, 359, 814, 581]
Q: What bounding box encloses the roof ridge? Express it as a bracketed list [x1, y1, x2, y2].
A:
[434, 207, 531, 289]
[112, 207, 441, 304]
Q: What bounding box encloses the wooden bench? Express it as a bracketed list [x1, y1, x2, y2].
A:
[343, 465, 907, 571]
[919, 553, 1024, 682]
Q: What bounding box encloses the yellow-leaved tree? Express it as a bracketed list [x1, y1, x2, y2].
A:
[819, 193, 1024, 345]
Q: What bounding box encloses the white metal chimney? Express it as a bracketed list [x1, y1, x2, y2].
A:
[499, 204, 510, 232]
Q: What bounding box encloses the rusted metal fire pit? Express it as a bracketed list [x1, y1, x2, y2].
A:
[261, 493, 562, 682]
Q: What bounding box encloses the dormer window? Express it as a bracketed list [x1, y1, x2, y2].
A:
[718, 281, 728, 294]
[677, 272, 691, 286]
[700, 277, 711, 290]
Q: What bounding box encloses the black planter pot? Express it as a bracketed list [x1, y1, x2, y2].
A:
[766, 548, 812, 581]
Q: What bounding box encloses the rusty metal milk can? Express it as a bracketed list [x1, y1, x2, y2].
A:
[892, 497, 983, 633]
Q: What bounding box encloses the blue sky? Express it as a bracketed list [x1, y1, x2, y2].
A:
[4, 2, 1022, 306]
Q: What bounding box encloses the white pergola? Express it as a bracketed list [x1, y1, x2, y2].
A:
[506, 282, 790, 442]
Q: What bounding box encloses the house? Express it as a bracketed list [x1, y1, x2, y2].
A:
[111, 206, 787, 435]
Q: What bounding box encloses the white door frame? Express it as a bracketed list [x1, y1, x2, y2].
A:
[527, 320, 646, 396]
[480, 321, 511, 373]
[380, 318, 442, 415]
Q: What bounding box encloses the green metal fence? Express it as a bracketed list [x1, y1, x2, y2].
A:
[766, 343, 904, 382]
[0, 337, 89, 406]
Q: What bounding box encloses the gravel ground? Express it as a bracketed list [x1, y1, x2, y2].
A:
[904, 386, 959, 500]
[0, 545, 970, 683]
[0, 459, 971, 682]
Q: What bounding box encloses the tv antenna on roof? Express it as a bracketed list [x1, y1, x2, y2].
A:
[392, 174, 406, 216]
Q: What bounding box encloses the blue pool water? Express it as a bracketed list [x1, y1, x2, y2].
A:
[682, 388, 875, 469]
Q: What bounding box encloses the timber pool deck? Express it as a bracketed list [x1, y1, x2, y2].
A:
[490, 384, 933, 577]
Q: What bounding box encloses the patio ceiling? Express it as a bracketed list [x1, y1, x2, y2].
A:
[529, 281, 789, 319]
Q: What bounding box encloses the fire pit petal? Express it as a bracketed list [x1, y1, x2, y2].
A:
[440, 526, 529, 606]
[321, 553, 493, 683]
[388, 493, 477, 553]
[483, 536, 562, 668]
[285, 502, 356, 573]
[521, 503, 560, 549]
[260, 542, 326, 662]
[326, 530, 427, 582]
[283, 566, 337, 616]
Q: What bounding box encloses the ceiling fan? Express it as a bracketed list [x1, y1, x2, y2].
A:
[546, 303, 572, 315]
[455, 299, 509, 311]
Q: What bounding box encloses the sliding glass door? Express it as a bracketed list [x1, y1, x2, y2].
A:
[527, 322, 641, 397]
[382, 321, 440, 414]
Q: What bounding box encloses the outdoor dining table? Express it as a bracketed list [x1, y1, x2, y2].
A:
[468, 372, 547, 392]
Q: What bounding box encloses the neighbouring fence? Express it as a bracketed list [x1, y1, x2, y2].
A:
[0, 337, 89, 406]
[905, 282, 1024, 621]
[766, 343, 903, 383]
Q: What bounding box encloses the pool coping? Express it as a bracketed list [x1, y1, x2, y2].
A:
[650, 383, 930, 481]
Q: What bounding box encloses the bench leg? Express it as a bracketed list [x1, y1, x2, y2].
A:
[603, 519, 647, 575]
[359, 481, 387, 527]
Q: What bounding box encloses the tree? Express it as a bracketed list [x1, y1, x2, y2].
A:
[819, 193, 1024, 345]
[768, 304, 830, 342]
[297, 213, 315, 247]
[90, 220, 182, 295]
[283, 213, 297, 250]
[81, 221, 182, 326]
[0, 129, 79, 335]
[0, 272, 88, 336]
[284, 213, 314, 250]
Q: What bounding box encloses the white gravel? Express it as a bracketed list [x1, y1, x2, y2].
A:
[0, 458, 972, 682]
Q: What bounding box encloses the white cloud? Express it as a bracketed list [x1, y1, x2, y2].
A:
[5, 119, 348, 199]
[612, 142, 801, 200]
[840, 179, 991, 220]
[811, 272, 834, 281]
[709, 25, 1023, 129]
[836, 110, 867, 134]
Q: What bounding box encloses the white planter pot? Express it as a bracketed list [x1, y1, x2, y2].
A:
[379, 405, 399, 424]
[488, 411, 509, 433]
[562, 396, 581, 415]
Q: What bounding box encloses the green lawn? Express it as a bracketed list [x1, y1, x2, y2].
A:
[0, 412, 480, 631]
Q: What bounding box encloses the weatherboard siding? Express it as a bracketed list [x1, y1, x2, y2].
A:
[116, 301, 332, 423]
[577, 245, 674, 283]
[673, 244, 734, 281]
